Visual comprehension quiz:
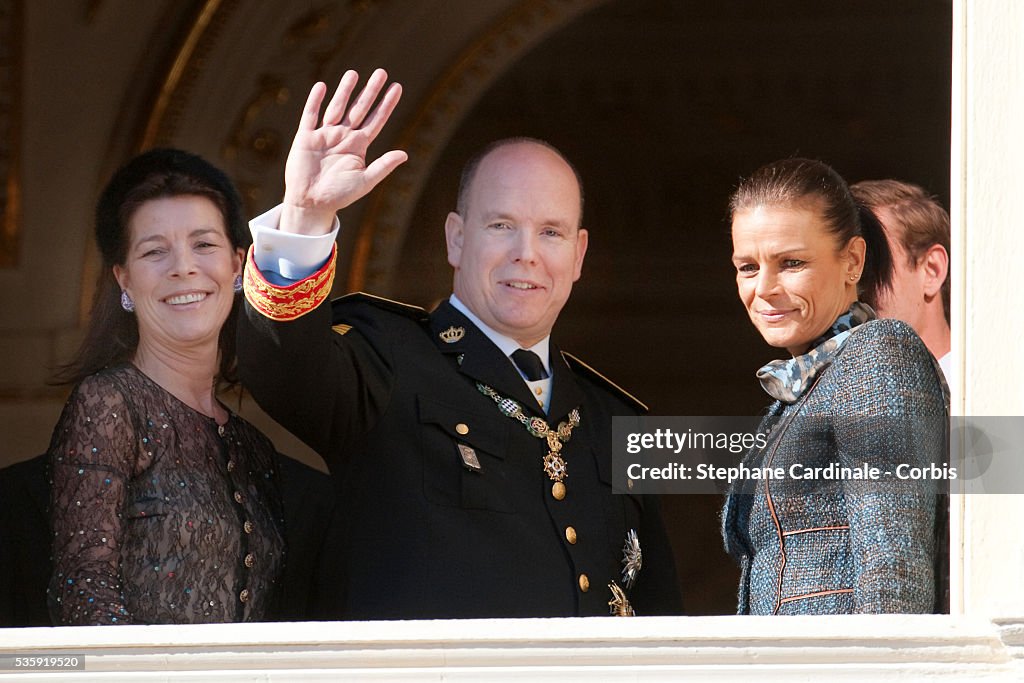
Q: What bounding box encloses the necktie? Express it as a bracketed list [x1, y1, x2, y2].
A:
[511, 349, 548, 381]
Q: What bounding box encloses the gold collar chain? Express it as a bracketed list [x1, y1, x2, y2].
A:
[476, 381, 581, 499]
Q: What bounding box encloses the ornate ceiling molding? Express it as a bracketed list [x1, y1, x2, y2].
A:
[218, 2, 382, 212]
[76, 0, 240, 320]
[116, 0, 603, 290]
[349, 0, 605, 291]
[138, 0, 236, 149]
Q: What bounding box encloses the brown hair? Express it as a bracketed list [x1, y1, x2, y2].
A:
[850, 179, 950, 321]
[729, 157, 893, 309]
[53, 149, 249, 386]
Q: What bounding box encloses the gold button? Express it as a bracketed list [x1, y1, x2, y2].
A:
[455, 423, 469, 435]
[534, 387, 543, 395]
[227, 460, 236, 472]
[243, 521, 254, 534]
[578, 574, 590, 592]
[551, 482, 566, 500]
[565, 526, 577, 544]
[234, 491, 244, 504]
[239, 588, 250, 603]
[244, 553, 255, 568]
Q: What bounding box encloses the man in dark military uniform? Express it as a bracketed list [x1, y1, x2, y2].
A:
[238, 69, 681, 619]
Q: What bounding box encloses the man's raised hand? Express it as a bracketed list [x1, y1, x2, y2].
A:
[281, 69, 408, 234]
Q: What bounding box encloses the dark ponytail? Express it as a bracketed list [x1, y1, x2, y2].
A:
[854, 203, 894, 309]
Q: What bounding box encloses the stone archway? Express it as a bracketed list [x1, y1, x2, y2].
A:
[385, 0, 953, 613]
[53, 0, 952, 615]
[121, 0, 607, 296]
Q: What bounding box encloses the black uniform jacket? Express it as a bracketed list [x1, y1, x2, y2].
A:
[238, 293, 681, 620]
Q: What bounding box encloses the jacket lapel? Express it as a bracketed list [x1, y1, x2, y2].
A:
[548, 345, 585, 423]
[429, 301, 543, 416]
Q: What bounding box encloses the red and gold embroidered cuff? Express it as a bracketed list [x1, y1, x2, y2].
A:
[243, 244, 336, 321]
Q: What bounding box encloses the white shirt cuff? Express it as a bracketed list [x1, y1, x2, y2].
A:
[249, 205, 340, 280]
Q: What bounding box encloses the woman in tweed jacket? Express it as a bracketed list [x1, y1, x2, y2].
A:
[722, 158, 947, 614]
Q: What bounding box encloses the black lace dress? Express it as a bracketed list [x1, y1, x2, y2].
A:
[47, 364, 285, 625]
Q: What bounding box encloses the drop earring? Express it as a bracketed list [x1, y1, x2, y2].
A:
[233, 274, 243, 293]
[120, 290, 135, 312]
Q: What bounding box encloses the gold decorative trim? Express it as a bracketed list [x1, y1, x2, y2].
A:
[0, 0, 23, 268]
[439, 326, 465, 344]
[221, 74, 290, 163]
[243, 245, 337, 321]
[138, 0, 235, 148]
[76, 1, 239, 320]
[220, 3, 381, 215]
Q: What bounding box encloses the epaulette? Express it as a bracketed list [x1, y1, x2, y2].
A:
[330, 292, 430, 327]
[561, 351, 649, 414]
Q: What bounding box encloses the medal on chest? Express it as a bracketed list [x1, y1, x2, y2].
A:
[475, 381, 580, 501]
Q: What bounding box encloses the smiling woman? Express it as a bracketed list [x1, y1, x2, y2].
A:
[114, 196, 242, 354]
[721, 158, 949, 615]
[731, 200, 867, 356]
[46, 149, 285, 625]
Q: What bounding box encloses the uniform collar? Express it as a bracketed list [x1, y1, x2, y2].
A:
[430, 298, 582, 422]
[448, 294, 551, 376]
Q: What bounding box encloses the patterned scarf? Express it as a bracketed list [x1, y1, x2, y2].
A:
[756, 302, 875, 403]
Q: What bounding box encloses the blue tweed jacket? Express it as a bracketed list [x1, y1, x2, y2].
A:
[722, 318, 947, 614]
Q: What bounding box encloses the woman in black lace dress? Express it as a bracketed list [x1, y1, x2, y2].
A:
[47, 149, 284, 625]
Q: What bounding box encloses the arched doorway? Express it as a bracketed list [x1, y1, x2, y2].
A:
[386, 0, 952, 613]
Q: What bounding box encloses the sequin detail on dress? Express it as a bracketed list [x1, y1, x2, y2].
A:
[47, 364, 284, 625]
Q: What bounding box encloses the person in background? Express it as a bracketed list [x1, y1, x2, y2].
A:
[237, 69, 681, 619]
[47, 149, 285, 625]
[722, 158, 947, 615]
[850, 179, 951, 380]
[850, 178, 952, 611]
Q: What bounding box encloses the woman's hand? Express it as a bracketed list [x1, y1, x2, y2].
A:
[281, 69, 408, 235]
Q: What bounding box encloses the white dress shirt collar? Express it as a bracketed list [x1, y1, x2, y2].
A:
[448, 294, 551, 377]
